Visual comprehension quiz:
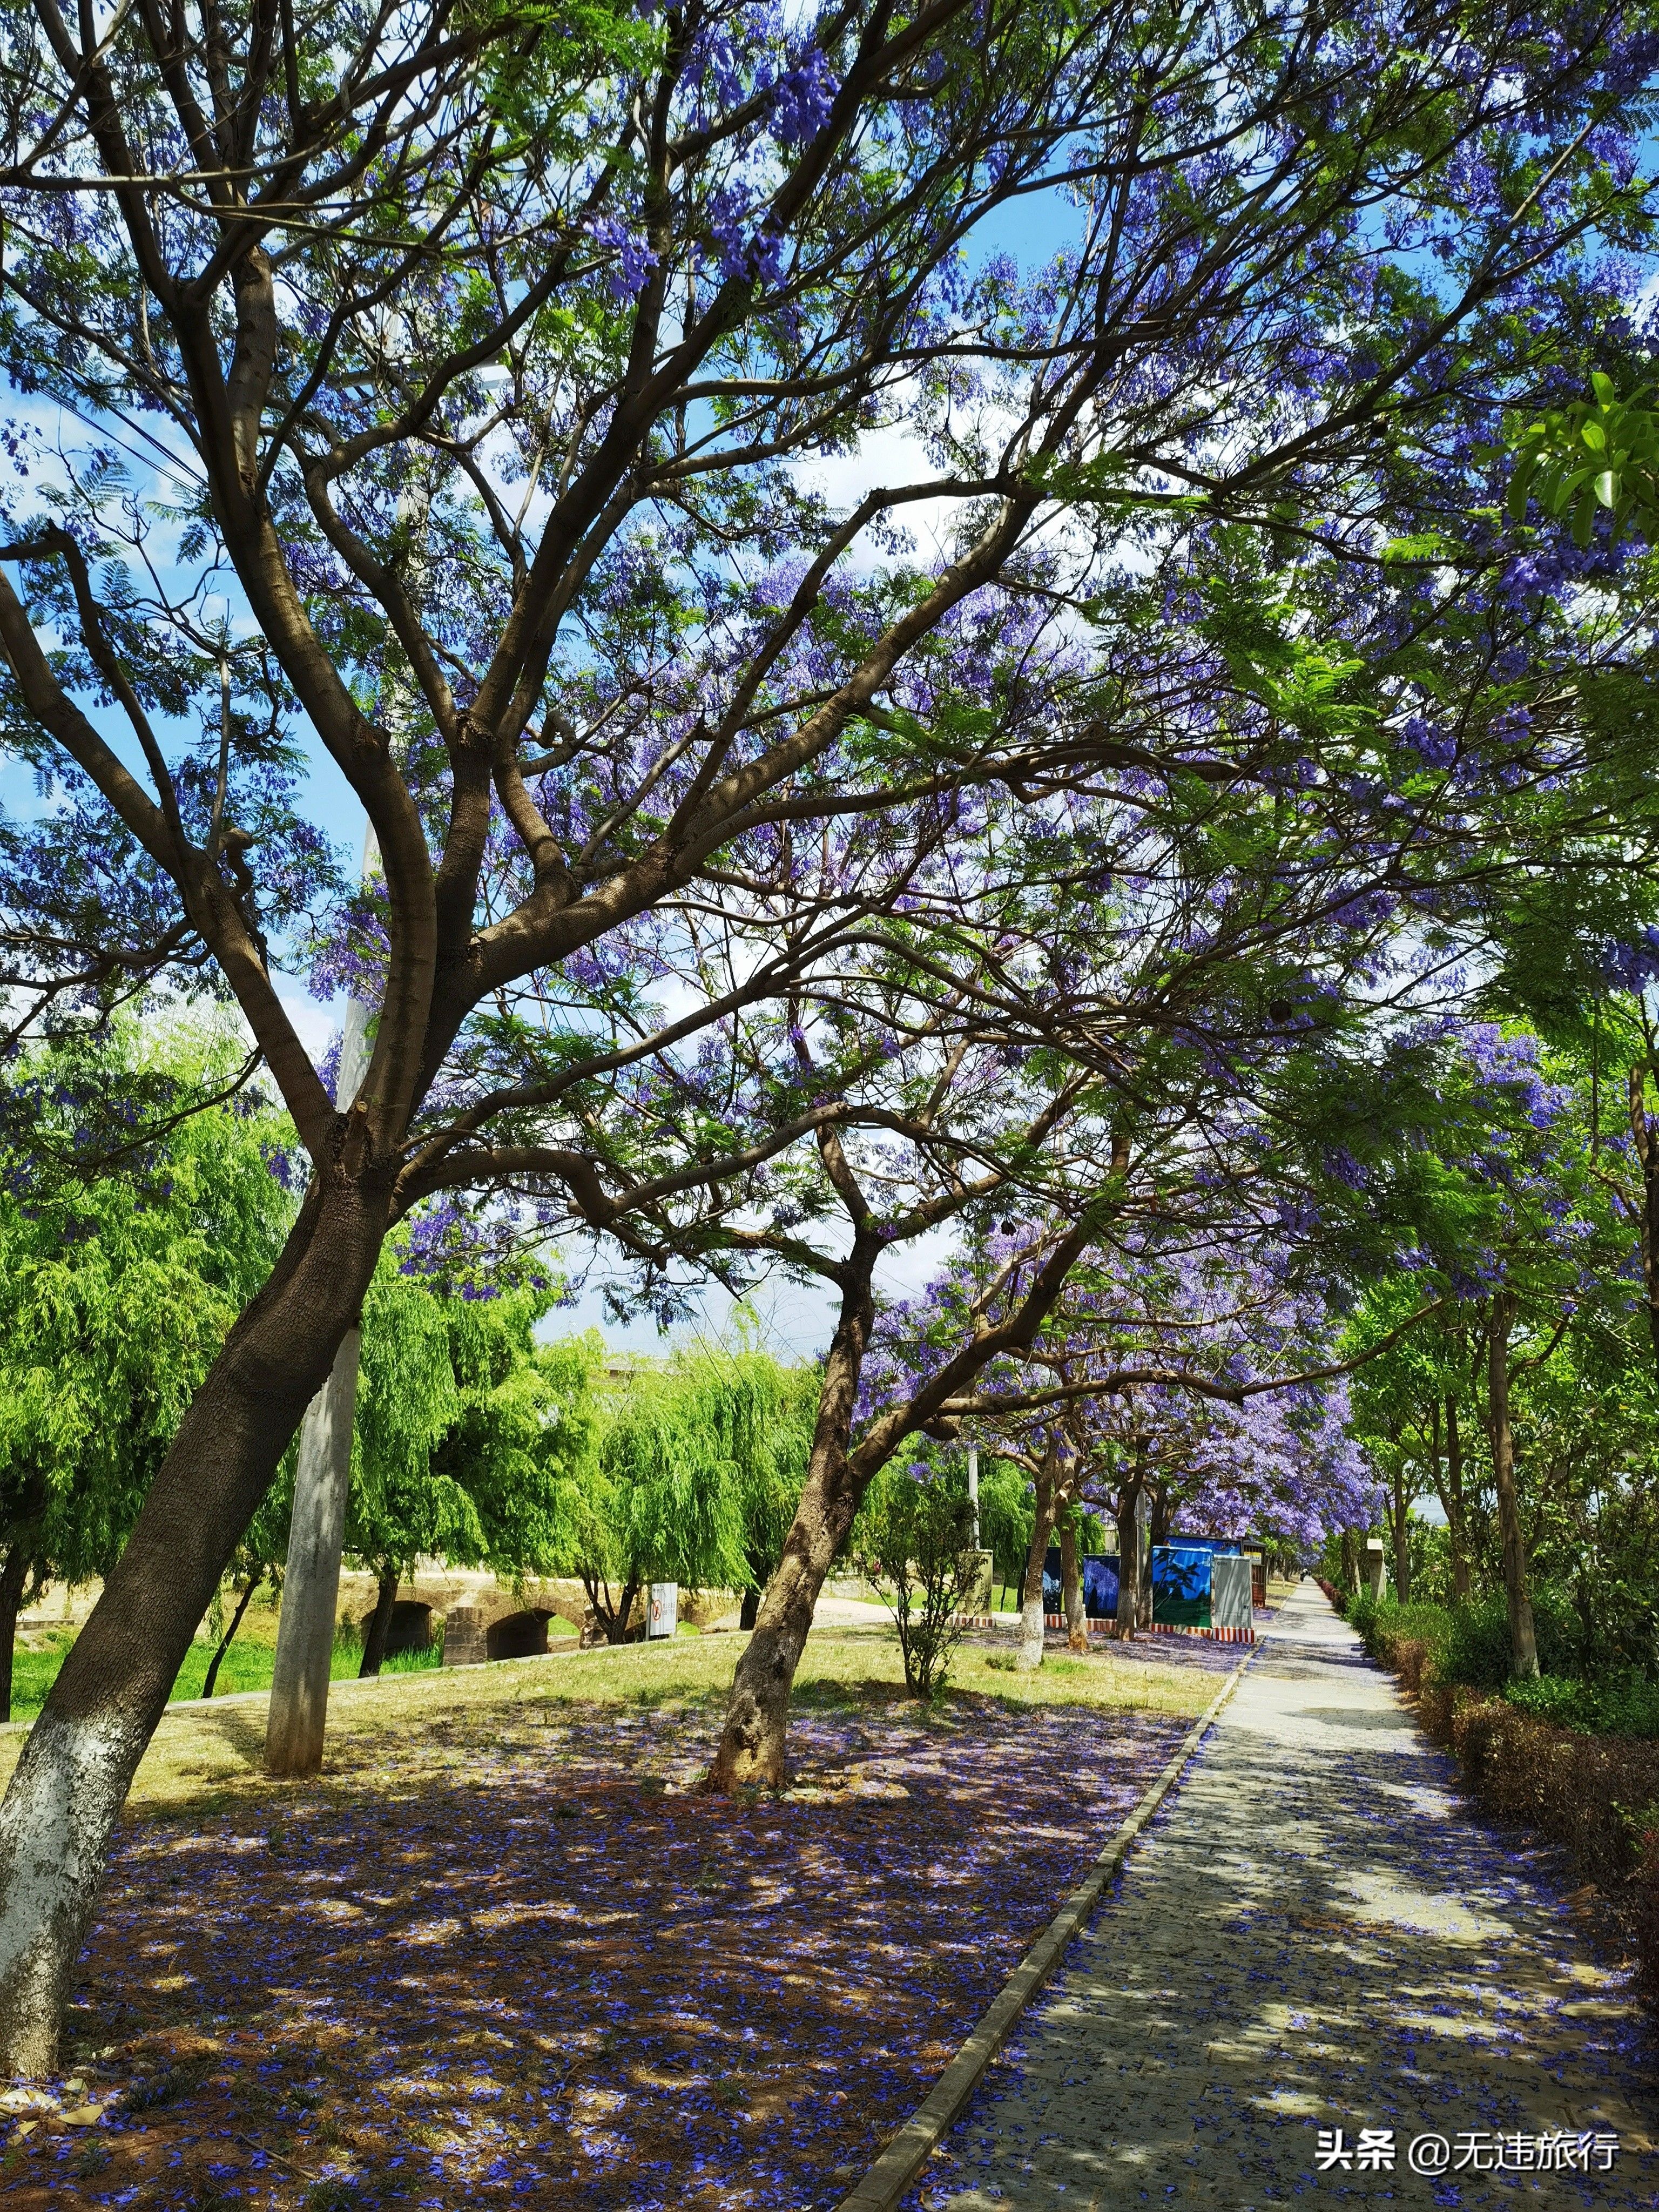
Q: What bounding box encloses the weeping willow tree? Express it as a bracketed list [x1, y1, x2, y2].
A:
[565, 1345, 817, 1643]
[347, 1247, 569, 1673]
[0, 1020, 298, 1719]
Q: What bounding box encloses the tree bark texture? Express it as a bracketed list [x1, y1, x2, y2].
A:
[1486, 1294, 1539, 1680]
[1058, 1512, 1088, 1651]
[266, 984, 375, 1743]
[1339, 1526, 1360, 1596]
[1016, 1459, 1058, 1671]
[1391, 1460, 1411, 1605]
[1114, 1466, 1144, 1639]
[0, 1185, 383, 2076]
[267, 1327, 362, 1766]
[1443, 1395, 1471, 1601]
[1628, 1066, 1659, 1388]
[608, 1582, 640, 1645]
[705, 1262, 876, 1790]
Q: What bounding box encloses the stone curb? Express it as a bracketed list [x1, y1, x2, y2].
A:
[832, 1642, 1258, 2212]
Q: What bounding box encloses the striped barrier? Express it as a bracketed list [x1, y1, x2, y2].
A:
[1038, 1615, 1257, 1644]
[951, 1614, 995, 1629]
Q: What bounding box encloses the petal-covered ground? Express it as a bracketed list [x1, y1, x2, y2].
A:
[901, 1591, 1657, 2211]
[0, 1665, 1199, 2211]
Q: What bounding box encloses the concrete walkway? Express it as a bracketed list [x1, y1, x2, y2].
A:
[916, 1583, 1656, 2208]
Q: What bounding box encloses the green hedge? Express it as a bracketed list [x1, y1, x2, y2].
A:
[1344, 1593, 1659, 1738]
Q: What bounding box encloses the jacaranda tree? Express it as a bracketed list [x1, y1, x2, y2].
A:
[0, 0, 1654, 2071]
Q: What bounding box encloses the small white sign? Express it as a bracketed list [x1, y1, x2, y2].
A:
[647, 1582, 678, 1639]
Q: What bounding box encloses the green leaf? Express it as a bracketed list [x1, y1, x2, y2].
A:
[1506, 455, 1538, 520]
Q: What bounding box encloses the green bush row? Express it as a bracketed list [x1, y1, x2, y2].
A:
[1344, 1591, 1659, 1738]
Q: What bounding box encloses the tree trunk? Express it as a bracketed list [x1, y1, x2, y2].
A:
[359, 1563, 400, 1677]
[0, 1537, 31, 1728]
[1486, 1293, 1539, 1680]
[607, 1580, 640, 1645]
[1444, 1395, 1470, 1601]
[1627, 1066, 1659, 1388]
[1150, 1478, 1177, 1619]
[1391, 1459, 1411, 1605]
[703, 1185, 1101, 1791]
[1114, 1465, 1144, 1641]
[705, 1249, 879, 1791]
[267, 1328, 361, 1762]
[739, 1585, 761, 1631]
[1058, 1509, 1088, 1651]
[0, 1179, 386, 2077]
[200, 1572, 260, 1700]
[1016, 1458, 1058, 1671]
[1339, 1526, 1360, 1597]
[577, 1568, 640, 1645]
[265, 988, 375, 1769]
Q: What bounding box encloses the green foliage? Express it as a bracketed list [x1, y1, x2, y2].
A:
[1508, 373, 1659, 548]
[1505, 1671, 1659, 1738]
[347, 1252, 570, 1587]
[977, 1458, 1035, 1600]
[0, 1021, 297, 1596]
[554, 1341, 816, 1636]
[1349, 1589, 1642, 1712]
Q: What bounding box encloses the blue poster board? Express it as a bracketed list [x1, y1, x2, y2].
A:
[1152, 1543, 1213, 1628]
[1084, 1554, 1120, 1618]
[1042, 1550, 1121, 1616]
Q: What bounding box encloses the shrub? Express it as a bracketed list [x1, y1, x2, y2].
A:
[1437, 1694, 1659, 1893]
[1633, 1816, 1659, 2011]
[1352, 1596, 1659, 2008]
[854, 1475, 976, 1702]
[1504, 1670, 1659, 1738]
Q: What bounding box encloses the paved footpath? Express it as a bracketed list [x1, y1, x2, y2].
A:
[912, 1583, 1656, 2210]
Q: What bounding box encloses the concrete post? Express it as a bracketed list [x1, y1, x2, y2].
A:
[966, 1440, 979, 1549]
[263, 922, 376, 1775]
[265, 1326, 361, 1773]
[1363, 1536, 1387, 1602]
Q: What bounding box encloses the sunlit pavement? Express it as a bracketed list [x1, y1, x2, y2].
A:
[911, 1582, 1657, 2209]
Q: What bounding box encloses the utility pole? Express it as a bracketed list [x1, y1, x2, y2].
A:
[265, 476, 429, 1777]
[263, 1000, 372, 1775]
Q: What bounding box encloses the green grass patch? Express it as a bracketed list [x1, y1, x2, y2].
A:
[2, 1622, 1218, 1817]
[8, 1624, 446, 1725]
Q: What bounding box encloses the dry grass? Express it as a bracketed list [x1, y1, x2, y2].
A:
[0, 1624, 1219, 1819]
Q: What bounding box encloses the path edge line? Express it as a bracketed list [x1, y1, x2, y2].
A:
[832, 1645, 1257, 2212]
